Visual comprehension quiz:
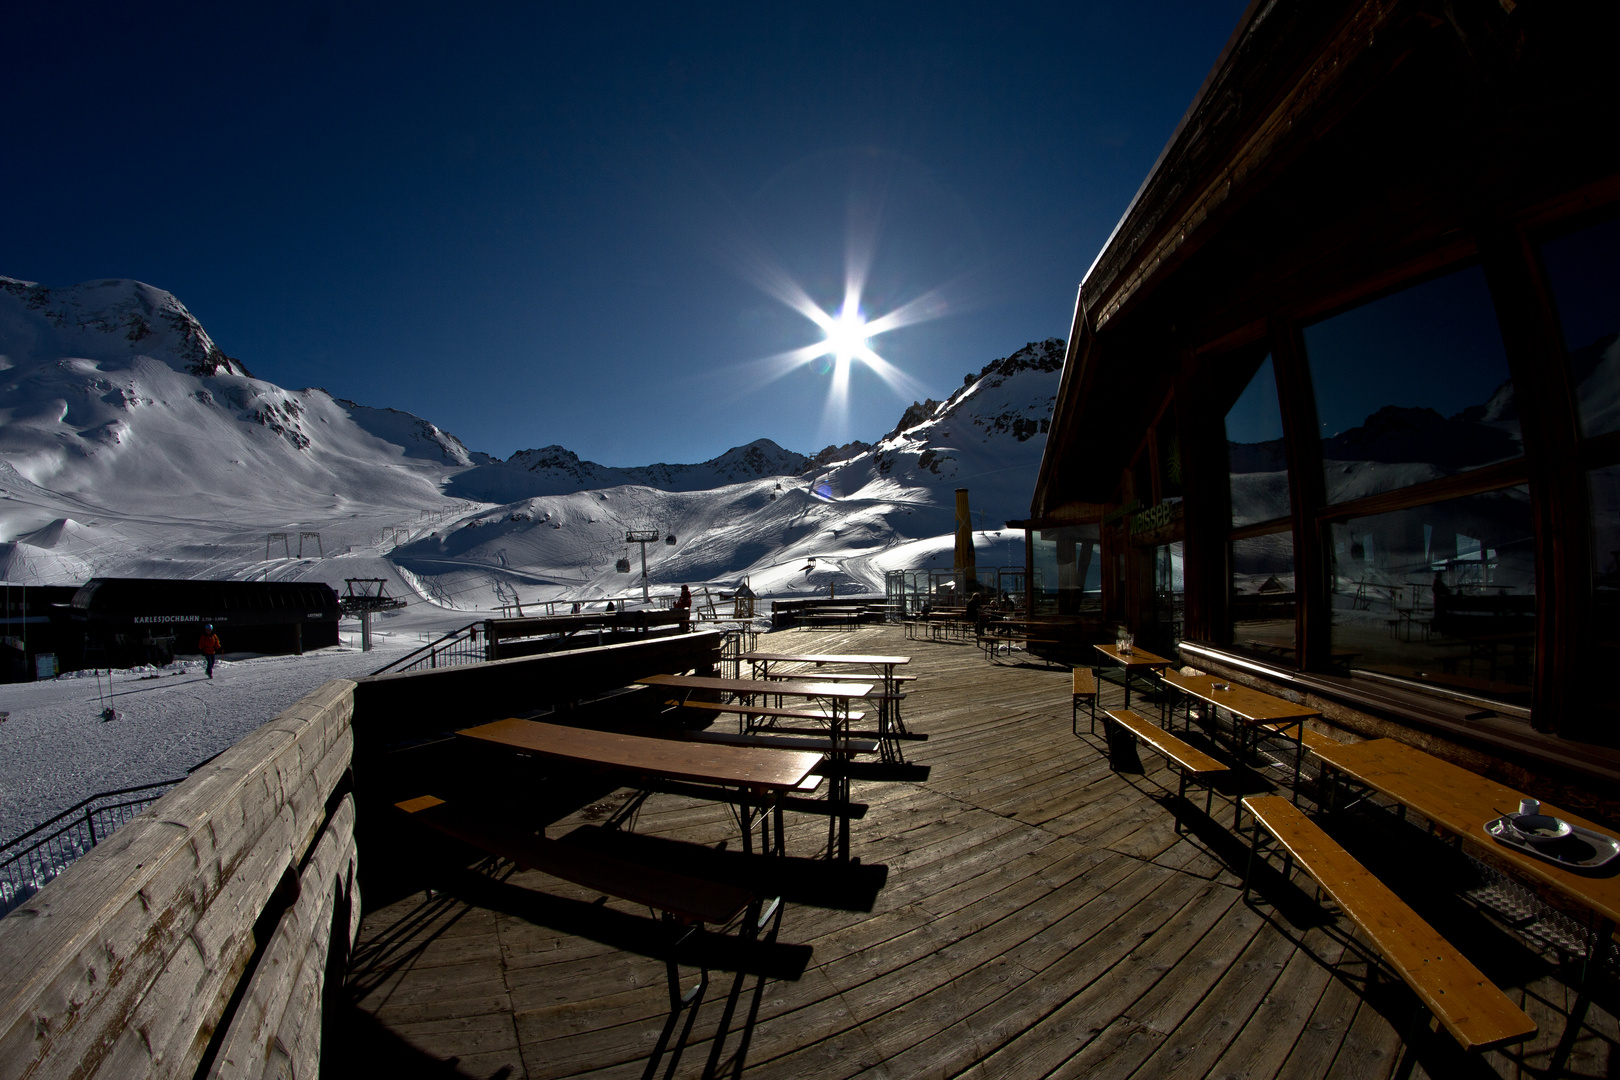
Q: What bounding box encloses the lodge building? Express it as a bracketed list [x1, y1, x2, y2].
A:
[1027, 0, 1620, 799]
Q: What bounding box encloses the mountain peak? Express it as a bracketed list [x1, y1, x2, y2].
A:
[0, 276, 253, 379]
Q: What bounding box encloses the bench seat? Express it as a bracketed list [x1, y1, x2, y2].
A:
[1103, 709, 1230, 828]
[1242, 795, 1536, 1052]
[668, 699, 865, 724]
[683, 728, 881, 756]
[395, 794, 752, 925]
[397, 794, 765, 1012]
[765, 724, 928, 743]
[979, 634, 1065, 661]
[758, 671, 916, 683]
[1072, 668, 1099, 734]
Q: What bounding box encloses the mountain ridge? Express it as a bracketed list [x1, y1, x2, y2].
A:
[0, 275, 1066, 604]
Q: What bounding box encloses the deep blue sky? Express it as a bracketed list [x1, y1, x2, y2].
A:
[4, 2, 1248, 465]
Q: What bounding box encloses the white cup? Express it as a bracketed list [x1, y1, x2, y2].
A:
[1518, 798, 1539, 818]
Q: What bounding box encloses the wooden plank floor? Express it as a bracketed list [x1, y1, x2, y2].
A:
[334, 626, 1618, 1079]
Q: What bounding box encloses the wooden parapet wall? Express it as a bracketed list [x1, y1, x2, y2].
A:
[0, 679, 359, 1080]
[484, 608, 691, 660]
[352, 627, 727, 745]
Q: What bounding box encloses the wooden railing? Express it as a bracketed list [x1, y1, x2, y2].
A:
[0, 679, 358, 1080]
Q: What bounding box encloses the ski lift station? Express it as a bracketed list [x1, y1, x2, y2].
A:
[64, 578, 341, 669]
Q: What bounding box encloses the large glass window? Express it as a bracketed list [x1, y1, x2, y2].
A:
[1157, 412, 1184, 504]
[1328, 486, 1535, 705]
[1303, 266, 1522, 505]
[1232, 532, 1296, 659]
[1591, 463, 1620, 620]
[1226, 354, 1290, 527]
[1540, 215, 1620, 438]
[1150, 540, 1184, 648]
[1031, 525, 1101, 615]
[1589, 465, 1620, 731]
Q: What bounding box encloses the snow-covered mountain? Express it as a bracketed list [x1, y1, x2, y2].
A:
[0, 275, 1063, 608]
[449, 438, 821, 501]
[0, 277, 478, 508]
[394, 338, 1066, 604]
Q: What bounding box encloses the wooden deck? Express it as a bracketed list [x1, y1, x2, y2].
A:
[332, 626, 1618, 1079]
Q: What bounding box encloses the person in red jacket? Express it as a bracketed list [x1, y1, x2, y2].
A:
[199, 624, 222, 680]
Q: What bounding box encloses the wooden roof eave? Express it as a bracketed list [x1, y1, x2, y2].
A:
[1035, 0, 1434, 514]
[1031, 285, 1094, 518]
[1084, 0, 1427, 333]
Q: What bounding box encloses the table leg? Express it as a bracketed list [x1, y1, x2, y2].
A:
[1292, 724, 1304, 805]
[1582, 916, 1616, 990]
[836, 699, 851, 860]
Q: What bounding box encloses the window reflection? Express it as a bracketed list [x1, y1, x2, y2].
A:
[1226, 355, 1290, 527]
[1150, 540, 1184, 649]
[1031, 525, 1101, 615]
[1540, 215, 1620, 438]
[1589, 465, 1620, 722]
[1304, 266, 1521, 504]
[1232, 532, 1296, 660]
[1329, 486, 1535, 704]
[1157, 412, 1184, 503]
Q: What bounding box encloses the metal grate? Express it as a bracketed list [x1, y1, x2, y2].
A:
[0, 779, 183, 917]
[1462, 856, 1620, 978]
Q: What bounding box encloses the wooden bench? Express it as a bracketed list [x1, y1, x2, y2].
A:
[1241, 795, 1537, 1053]
[667, 699, 866, 725]
[1072, 668, 1098, 735]
[759, 671, 917, 685]
[764, 724, 929, 743]
[683, 728, 881, 757]
[396, 794, 763, 1011]
[1103, 709, 1231, 829]
[977, 632, 1063, 660]
[800, 609, 863, 629]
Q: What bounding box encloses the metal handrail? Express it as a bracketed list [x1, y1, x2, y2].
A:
[1, 778, 185, 917]
[368, 621, 484, 677]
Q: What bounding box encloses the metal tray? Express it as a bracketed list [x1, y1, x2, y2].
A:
[1485, 815, 1620, 872]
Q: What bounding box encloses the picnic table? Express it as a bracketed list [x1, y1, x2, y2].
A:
[1160, 671, 1319, 796]
[1314, 737, 1620, 985]
[738, 651, 913, 741]
[1093, 642, 1174, 707]
[634, 673, 875, 859]
[457, 717, 822, 855]
[977, 618, 1063, 660]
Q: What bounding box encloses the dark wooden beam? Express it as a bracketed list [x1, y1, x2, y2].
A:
[1270, 321, 1328, 671]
